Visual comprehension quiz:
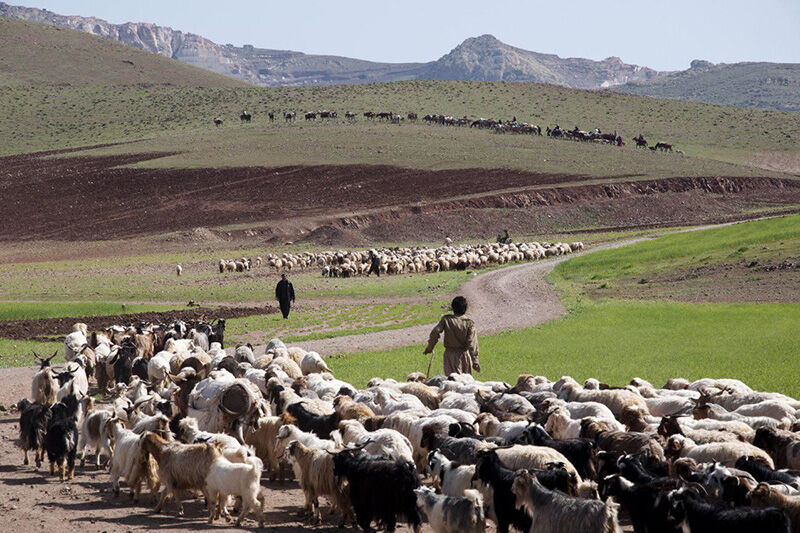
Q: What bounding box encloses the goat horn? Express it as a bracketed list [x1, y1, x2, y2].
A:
[217, 403, 239, 417]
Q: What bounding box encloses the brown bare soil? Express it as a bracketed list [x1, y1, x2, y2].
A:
[0, 306, 277, 341]
[4, 150, 799, 244]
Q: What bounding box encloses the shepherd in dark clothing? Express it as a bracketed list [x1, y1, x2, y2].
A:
[275, 274, 295, 319]
[367, 250, 382, 277]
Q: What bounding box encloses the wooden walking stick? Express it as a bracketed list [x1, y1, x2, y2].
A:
[425, 350, 436, 379]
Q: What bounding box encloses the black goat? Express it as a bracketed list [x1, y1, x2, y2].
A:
[286, 402, 339, 439]
[448, 422, 508, 444]
[521, 423, 597, 480]
[420, 425, 494, 464]
[736, 456, 800, 490]
[44, 395, 80, 481]
[600, 474, 679, 533]
[131, 356, 149, 382]
[216, 356, 241, 377]
[17, 399, 51, 467]
[332, 448, 421, 532]
[473, 450, 562, 533]
[208, 318, 226, 347]
[667, 487, 790, 533]
[109, 339, 136, 384]
[617, 454, 681, 489]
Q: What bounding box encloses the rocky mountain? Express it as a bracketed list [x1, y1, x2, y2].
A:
[3, 2, 798, 112]
[421, 34, 662, 89]
[0, 2, 660, 89]
[616, 59, 800, 113]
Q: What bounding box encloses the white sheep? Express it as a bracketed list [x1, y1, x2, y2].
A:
[338, 419, 414, 463]
[666, 434, 774, 468]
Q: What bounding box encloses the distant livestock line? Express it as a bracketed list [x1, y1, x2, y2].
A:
[213, 108, 678, 151]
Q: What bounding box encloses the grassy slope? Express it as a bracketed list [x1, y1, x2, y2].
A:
[554, 214, 800, 294]
[2, 82, 798, 171]
[0, 17, 248, 87]
[617, 62, 800, 113]
[333, 216, 800, 395]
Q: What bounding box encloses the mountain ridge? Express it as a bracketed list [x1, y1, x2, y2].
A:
[0, 2, 662, 89]
[2, 2, 799, 112]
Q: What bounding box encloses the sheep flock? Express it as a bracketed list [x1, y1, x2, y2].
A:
[218, 240, 584, 277]
[14, 320, 800, 532]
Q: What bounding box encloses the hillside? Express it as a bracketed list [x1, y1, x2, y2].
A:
[0, 2, 660, 89]
[616, 60, 800, 112]
[0, 16, 249, 86]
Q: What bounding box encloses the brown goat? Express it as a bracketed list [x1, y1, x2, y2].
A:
[142, 431, 222, 515]
[749, 483, 800, 533]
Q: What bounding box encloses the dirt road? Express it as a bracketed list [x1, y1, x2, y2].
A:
[297, 238, 642, 356]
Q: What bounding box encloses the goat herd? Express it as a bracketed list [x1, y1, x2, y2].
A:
[218, 240, 584, 277]
[13, 317, 800, 532]
[215, 108, 677, 152]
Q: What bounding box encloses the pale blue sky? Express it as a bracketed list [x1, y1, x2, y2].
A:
[18, 0, 800, 70]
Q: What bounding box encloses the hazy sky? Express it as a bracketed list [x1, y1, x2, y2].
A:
[19, 0, 800, 70]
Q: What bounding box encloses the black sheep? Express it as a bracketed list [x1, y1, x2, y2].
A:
[44, 395, 80, 481]
[332, 448, 421, 532]
[17, 399, 51, 467]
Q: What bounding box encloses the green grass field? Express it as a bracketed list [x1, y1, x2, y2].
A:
[332, 301, 800, 395]
[333, 216, 800, 396]
[553, 214, 800, 299]
[0, 301, 186, 321]
[3, 81, 799, 175]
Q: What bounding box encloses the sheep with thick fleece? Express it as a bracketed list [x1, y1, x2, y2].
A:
[147, 351, 172, 389]
[64, 326, 88, 362]
[541, 398, 617, 422]
[666, 434, 774, 468]
[495, 444, 581, 481]
[397, 382, 440, 410]
[274, 423, 340, 460]
[476, 412, 529, 441]
[205, 455, 264, 526]
[300, 351, 331, 374]
[177, 416, 250, 463]
[339, 419, 414, 463]
[374, 388, 429, 415]
[545, 410, 624, 440]
[286, 440, 353, 525]
[268, 356, 303, 380]
[415, 486, 485, 533]
[439, 391, 481, 415]
[557, 382, 648, 418]
[334, 394, 375, 421]
[693, 402, 789, 429]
